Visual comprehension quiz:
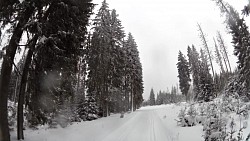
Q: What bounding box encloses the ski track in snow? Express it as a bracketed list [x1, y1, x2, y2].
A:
[10, 104, 203, 141]
[102, 108, 171, 141]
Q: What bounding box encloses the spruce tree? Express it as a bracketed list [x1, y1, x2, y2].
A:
[170, 86, 177, 103]
[124, 33, 143, 111]
[0, 1, 37, 140]
[187, 45, 201, 100]
[108, 9, 126, 113]
[86, 0, 139, 115]
[8, 1, 93, 138]
[87, 0, 112, 116]
[149, 88, 155, 106]
[213, 0, 250, 98]
[177, 51, 191, 101]
[198, 49, 214, 102]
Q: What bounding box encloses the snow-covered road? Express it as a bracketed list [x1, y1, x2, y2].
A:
[102, 108, 171, 141]
[11, 104, 203, 141]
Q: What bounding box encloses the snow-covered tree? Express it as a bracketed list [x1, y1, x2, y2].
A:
[149, 88, 156, 106]
[86, 0, 113, 117]
[187, 45, 201, 100]
[213, 0, 250, 99]
[198, 49, 214, 102]
[124, 33, 143, 111]
[77, 95, 99, 121]
[1, 0, 94, 139]
[0, 1, 38, 140]
[177, 51, 191, 101]
[87, 0, 143, 115]
[156, 90, 164, 105]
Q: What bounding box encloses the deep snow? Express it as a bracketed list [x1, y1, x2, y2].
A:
[10, 104, 203, 141]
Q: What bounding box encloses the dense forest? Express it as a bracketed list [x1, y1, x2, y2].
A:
[0, 0, 143, 140]
[1, 0, 250, 141]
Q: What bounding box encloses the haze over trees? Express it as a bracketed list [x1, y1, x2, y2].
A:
[144, 86, 184, 106]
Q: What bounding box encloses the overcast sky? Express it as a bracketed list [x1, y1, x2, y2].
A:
[92, 0, 248, 99]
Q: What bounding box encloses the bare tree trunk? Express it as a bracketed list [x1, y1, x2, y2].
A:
[220, 50, 229, 73]
[16, 4, 53, 138]
[106, 102, 109, 116]
[0, 7, 34, 141]
[217, 31, 232, 73]
[76, 57, 81, 95]
[124, 74, 128, 112]
[17, 35, 38, 140]
[13, 75, 20, 103]
[213, 38, 225, 74]
[131, 85, 134, 112]
[81, 69, 86, 101]
[197, 23, 215, 78]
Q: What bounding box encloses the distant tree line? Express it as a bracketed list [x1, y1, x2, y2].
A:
[143, 87, 185, 106]
[0, 0, 143, 141]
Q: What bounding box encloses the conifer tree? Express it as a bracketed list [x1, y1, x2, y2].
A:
[213, 0, 250, 98]
[87, 0, 112, 116]
[124, 33, 143, 111]
[0, 1, 37, 140]
[198, 49, 214, 102]
[170, 86, 177, 103]
[2, 0, 94, 139]
[177, 51, 191, 101]
[187, 45, 201, 100]
[26, 0, 93, 124]
[87, 0, 143, 115]
[149, 88, 155, 106]
[108, 9, 126, 113]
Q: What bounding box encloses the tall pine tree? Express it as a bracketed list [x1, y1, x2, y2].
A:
[213, 0, 250, 99]
[177, 51, 191, 101]
[187, 45, 201, 100]
[198, 49, 214, 102]
[149, 88, 155, 106]
[124, 33, 143, 111]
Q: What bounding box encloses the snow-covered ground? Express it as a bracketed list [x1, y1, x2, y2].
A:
[10, 104, 203, 141]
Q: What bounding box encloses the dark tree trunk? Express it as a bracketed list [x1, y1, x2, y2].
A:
[0, 7, 34, 141]
[17, 35, 38, 140]
[17, 4, 54, 139]
[130, 85, 133, 112]
[124, 89, 128, 111]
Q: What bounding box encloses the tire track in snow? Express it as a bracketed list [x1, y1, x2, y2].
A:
[149, 111, 156, 141]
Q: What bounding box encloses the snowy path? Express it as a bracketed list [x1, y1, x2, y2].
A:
[11, 104, 203, 141]
[102, 108, 171, 141]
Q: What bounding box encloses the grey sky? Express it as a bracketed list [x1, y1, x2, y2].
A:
[92, 0, 247, 99]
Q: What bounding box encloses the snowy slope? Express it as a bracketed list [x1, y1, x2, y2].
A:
[10, 104, 203, 141]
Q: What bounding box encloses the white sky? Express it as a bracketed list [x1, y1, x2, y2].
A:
[92, 0, 248, 100]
